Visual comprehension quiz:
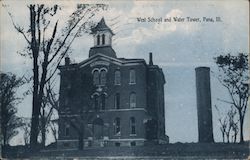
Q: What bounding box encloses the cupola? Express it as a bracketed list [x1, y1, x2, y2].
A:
[89, 18, 117, 58]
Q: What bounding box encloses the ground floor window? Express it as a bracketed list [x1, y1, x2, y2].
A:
[114, 117, 121, 135]
[130, 141, 136, 146]
[115, 142, 120, 147]
[63, 142, 70, 147]
[130, 117, 136, 135]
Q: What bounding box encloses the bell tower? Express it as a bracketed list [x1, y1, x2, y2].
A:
[89, 18, 117, 58]
[92, 18, 114, 47]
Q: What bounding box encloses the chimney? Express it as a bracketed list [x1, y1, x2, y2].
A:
[65, 56, 70, 66]
[195, 67, 214, 143]
[149, 52, 153, 65]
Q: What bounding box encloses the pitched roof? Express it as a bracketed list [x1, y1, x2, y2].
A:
[91, 18, 114, 35]
[89, 46, 117, 58]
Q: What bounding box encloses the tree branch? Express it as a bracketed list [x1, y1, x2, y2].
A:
[7, 12, 31, 45]
[48, 5, 97, 64]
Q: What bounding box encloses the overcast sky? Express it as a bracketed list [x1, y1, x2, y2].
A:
[0, 0, 249, 145]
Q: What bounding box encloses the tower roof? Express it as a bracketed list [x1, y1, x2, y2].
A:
[91, 18, 114, 35]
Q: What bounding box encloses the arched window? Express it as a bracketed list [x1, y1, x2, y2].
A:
[101, 94, 105, 110]
[114, 70, 121, 85]
[65, 124, 70, 136]
[102, 34, 105, 45]
[93, 70, 99, 85]
[129, 69, 136, 84]
[114, 93, 120, 109]
[97, 35, 100, 45]
[130, 117, 136, 134]
[100, 70, 107, 85]
[114, 117, 121, 135]
[130, 92, 136, 108]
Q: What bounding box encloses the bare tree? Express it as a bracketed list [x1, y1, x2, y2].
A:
[215, 105, 227, 143]
[225, 106, 237, 143]
[49, 119, 58, 143]
[6, 4, 107, 148]
[231, 122, 239, 143]
[20, 118, 31, 146]
[39, 80, 59, 147]
[0, 72, 24, 146]
[215, 105, 239, 143]
[215, 53, 249, 143]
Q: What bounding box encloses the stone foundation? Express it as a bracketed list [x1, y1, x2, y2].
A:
[57, 138, 146, 149]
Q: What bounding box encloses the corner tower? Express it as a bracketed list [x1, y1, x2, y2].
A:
[89, 18, 117, 58]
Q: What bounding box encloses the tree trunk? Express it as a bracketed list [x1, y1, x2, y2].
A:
[78, 123, 85, 150]
[30, 5, 40, 149]
[239, 113, 244, 143]
[30, 54, 40, 149]
[222, 132, 225, 143]
[78, 132, 83, 150]
[233, 132, 237, 143]
[3, 129, 7, 146]
[41, 115, 46, 147]
[226, 133, 230, 143]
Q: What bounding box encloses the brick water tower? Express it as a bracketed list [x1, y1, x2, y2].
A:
[195, 67, 214, 143]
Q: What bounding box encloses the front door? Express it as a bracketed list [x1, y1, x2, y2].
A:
[92, 118, 104, 139]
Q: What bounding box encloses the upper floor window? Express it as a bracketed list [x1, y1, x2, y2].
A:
[130, 117, 136, 135]
[100, 70, 107, 85]
[93, 70, 99, 85]
[94, 94, 99, 110]
[101, 94, 106, 110]
[65, 97, 69, 106]
[92, 68, 107, 86]
[114, 93, 120, 109]
[97, 35, 100, 45]
[114, 117, 121, 135]
[102, 34, 105, 45]
[130, 92, 136, 108]
[114, 70, 121, 85]
[129, 69, 136, 84]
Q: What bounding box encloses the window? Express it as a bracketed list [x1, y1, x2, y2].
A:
[130, 93, 136, 108]
[114, 70, 121, 85]
[102, 34, 105, 45]
[93, 70, 99, 85]
[115, 142, 120, 147]
[97, 35, 100, 45]
[114, 93, 120, 109]
[101, 94, 105, 110]
[130, 141, 136, 146]
[130, 117, 136, 135]
[100, 70, 107, 85]
[65, 97, 69, 106]
[94, 95, 99, 110]
[65, 124, 70, 136]
[63, 142, 70, 147]
[66, 83, 71, 89]
[114, 117, 121, 135]
[129, 69, 136, 84]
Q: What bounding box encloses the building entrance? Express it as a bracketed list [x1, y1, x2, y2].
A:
[92, 118, 104, 139]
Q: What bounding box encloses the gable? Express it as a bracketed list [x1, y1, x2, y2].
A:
[78, 53, 146, 68]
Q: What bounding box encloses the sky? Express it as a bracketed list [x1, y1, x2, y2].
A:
[0, 0, 249, 145]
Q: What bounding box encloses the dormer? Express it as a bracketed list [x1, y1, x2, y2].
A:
[91, 18, 114, 47]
